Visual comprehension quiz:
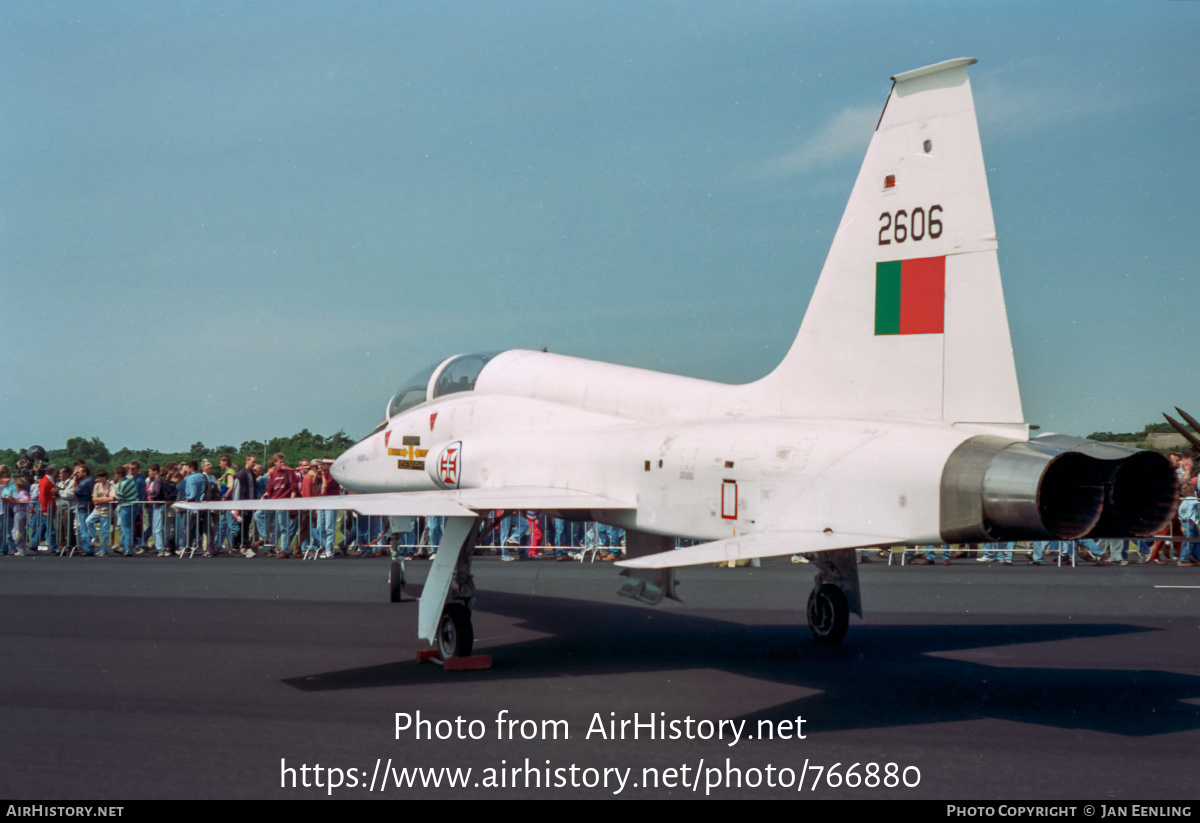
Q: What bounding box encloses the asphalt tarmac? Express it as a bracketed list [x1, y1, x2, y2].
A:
[1, 552, 1198, 800]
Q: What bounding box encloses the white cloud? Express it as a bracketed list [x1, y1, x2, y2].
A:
[755, 104, 878, 179]
[753, 60, 1132, 182]
[972, 58, 1127, 137]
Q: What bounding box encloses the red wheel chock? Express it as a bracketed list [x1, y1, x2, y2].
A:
[417, 649, 493, 670]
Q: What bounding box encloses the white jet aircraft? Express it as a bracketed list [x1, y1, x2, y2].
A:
[182, 59, 1176, 660]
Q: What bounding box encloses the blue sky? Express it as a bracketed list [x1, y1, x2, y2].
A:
[2, 1, 1197, 452]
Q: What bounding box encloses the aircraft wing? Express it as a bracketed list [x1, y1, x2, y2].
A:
[446, 486, 633, 511]
[174, 494, 476, 516]
[616, 531, 904, 569]
[174, 486, 633, 517]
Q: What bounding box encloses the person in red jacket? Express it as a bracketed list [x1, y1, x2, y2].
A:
[265, 453, 300, 557]
[34, 467, 58, 551]
[315, 459, 341, 559]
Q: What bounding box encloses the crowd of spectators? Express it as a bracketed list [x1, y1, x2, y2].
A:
[0, 453, 627, 561]
[2, 450, 1196, 566]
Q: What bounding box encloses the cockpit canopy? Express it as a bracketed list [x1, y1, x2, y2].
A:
[384, 352, 501, 421]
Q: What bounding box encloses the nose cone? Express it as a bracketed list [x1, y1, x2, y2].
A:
[331, 450, 352, 489]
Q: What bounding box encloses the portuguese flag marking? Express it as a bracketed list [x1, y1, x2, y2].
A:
[874, 256, 945, 335]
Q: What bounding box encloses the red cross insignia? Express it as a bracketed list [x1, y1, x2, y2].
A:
[438, 444, 460, 488]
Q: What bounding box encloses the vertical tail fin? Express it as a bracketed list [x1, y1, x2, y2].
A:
[766, 59, 1023, 427]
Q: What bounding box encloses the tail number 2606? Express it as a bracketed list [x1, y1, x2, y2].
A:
[878, 205, 942, 245]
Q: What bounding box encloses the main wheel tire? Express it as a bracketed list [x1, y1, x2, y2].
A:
[438, 603, 474, 658]
[807, 583, 849, 645]
[389, 560, 403, 603]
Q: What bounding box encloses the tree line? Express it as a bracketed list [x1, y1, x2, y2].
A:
[1085, 422, 1175, 445]
[0, 429, 358, 475]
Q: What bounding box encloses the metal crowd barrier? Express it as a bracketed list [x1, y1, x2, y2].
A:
[0, 504, 618, 559]
[7, 500, 1191, 565]
[881, 537, 1191, 566]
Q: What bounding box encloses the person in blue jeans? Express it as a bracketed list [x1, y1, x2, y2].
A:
[550, 518, 580, 560]
[84, 469, 114, 553]
[500, 511, 527, 561]
[598, 524, 623, 560]
[114, 465, 139, 556]
[426, 516, 444, 557]
[913, 544, 951, 564]
[1029, 540, 1059, 564]
[73, 466, 95, 556]
[979, 542, 1013, 564]
[1178, 484, 1199, 565]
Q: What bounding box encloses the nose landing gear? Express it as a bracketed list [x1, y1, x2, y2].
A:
[438, 602, 474, 658]
[415, 516, 492, 670]
[389, 560, 404, 602]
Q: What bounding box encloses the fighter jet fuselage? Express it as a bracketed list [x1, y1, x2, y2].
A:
[188, 59, 1178, 655]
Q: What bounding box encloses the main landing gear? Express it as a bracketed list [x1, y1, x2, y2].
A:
[806, 583, 849, 644]
[805, 548, 862, 646]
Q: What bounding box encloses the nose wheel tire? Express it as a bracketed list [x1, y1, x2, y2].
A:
[389, 560, 404, 602]
[807, 583, 849, 645]
[438, 603, 474, 658]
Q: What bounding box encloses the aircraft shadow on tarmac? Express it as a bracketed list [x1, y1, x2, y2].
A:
[283, 588, 1200, 737]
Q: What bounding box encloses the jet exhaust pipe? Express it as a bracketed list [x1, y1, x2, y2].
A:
[940, 434, 1177, 543]
[1093, 449, 1179, 537]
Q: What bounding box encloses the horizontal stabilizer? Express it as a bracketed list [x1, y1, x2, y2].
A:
[616, 532, 902, 569]
[174, 486, 632, 517]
